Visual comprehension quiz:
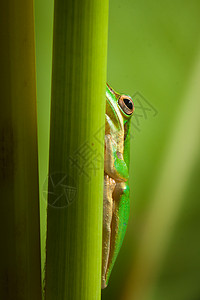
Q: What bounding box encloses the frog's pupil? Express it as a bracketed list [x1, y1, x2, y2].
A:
[124, 98, 133, 110]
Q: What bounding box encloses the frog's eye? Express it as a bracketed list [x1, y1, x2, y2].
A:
[118, 95, 134, 116]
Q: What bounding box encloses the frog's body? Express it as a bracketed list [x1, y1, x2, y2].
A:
[102, 84, 134, 289]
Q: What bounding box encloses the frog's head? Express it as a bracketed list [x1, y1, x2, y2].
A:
[105, 83, 134, 133]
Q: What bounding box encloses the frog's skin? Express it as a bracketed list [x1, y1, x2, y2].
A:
[101, 84, 134, 289]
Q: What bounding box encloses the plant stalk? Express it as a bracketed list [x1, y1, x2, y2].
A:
[45, 0, 109, 299]
[0, 0, 42, 299]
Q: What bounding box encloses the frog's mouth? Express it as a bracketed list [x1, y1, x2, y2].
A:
[105, 100, 124, 134]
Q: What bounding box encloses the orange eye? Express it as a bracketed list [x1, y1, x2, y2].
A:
[118, 95, 134, 115]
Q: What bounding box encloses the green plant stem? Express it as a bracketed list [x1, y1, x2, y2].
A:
[0, 1, 42, 299]
[44, 0, 109, 299]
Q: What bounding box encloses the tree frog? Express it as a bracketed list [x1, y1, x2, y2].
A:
[102, 84, 134, 289]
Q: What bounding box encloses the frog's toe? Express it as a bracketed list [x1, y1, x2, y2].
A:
[101, 276, 107, 289]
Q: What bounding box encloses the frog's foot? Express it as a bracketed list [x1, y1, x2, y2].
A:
[102, 175, 115, 289]
[101, 276, 107, 289]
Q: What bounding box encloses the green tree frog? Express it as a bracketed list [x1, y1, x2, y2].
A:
[102, 84, 134, 289]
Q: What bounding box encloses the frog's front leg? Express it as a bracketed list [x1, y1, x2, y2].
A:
[104, 134, 129, 182]
[102, 174, 116, 289]
[104, 181, 130, 286]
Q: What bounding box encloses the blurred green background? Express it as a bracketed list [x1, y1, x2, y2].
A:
[35, 0, 200, 299]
